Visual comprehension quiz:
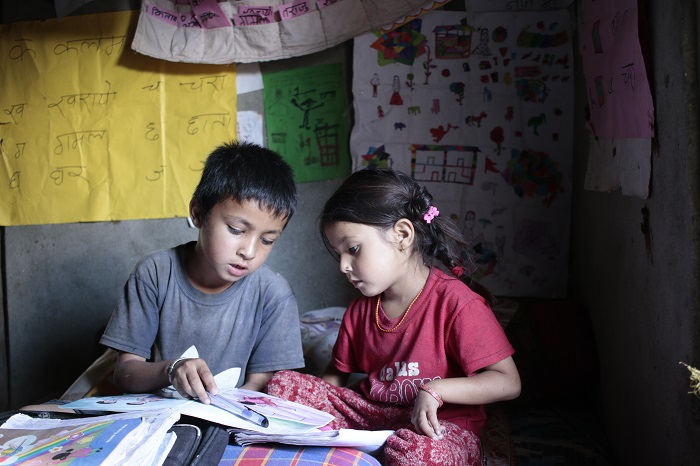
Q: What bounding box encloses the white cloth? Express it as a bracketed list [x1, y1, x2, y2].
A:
[131, 0, 449, 64]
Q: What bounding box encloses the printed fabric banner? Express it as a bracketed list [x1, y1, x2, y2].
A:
[0, 10, 237, 226]
[351, 9, 573, 298]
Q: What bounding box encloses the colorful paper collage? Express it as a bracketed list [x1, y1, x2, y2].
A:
[351, 9, 574, 297]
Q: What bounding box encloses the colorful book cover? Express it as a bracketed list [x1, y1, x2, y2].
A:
[0, 417, 143, 465]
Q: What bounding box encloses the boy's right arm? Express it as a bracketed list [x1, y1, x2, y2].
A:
[113, 352, 170, 394]
[114, 352, 218, 404]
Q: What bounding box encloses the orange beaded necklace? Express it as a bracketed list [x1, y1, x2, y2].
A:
[374, 285, 425, 332]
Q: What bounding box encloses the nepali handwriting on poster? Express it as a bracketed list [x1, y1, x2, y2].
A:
[579, 0, 654, 138]
[352, 9, 573, 298]
[0, 10, 237, 226]
[262, 63, 351, 183]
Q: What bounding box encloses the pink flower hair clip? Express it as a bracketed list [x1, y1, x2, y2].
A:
[423, 205, 439, 224]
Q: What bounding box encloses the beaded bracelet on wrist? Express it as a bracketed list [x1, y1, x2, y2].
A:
[418, 382, 443, 408]
[167, 357, 188, 385]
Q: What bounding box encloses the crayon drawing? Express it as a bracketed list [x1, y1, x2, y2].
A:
[351, 9, 574, 297]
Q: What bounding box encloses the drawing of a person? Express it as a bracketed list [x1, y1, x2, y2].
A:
[370, 73, 380, 97]
[472, 28, 491, 56]
[290, 97, 323, 129]
[463, 210, 476, 241]
[389, 75, 403, 106]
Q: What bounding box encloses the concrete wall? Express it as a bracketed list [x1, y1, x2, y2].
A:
[569, 0, 700, 463]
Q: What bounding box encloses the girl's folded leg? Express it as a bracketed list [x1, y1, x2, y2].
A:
[265, 370, 409, 431]
[383, 422, 481, 466]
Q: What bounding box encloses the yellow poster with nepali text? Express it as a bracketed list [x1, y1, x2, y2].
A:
[0, 10, 237, 226]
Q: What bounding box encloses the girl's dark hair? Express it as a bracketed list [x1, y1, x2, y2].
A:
[319, 167, 493, 304]
[192, 141, 297, 224]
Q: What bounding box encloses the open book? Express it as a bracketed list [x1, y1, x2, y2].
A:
[63, 345, 333, 433]
[63, 388, 334, 435]
[61, 346, 391, 451]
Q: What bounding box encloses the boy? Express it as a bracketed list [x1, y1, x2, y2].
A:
[100, 141, 304, 404]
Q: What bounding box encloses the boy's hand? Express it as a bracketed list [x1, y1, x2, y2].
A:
[170, 358, 218, 404]
[411, 390, 445, 440]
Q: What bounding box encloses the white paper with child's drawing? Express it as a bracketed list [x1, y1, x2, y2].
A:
[351, 9, 574, 298]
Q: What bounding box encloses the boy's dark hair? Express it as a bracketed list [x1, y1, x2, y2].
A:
[319, 167, 493, 304]
[192, 141, 297, 224]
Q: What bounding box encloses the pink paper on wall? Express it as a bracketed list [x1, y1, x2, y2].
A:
[579, 0, 654, 138]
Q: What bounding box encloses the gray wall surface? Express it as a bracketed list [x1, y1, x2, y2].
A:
[569, 0, 700, 464]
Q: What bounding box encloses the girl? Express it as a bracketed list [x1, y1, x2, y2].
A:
[266, 167, 520, 465]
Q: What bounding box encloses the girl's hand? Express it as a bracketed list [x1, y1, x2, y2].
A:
[169, 358, 218, 404]
[411, 390, 445, 440]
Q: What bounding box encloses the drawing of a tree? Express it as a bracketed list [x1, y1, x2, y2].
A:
[423, 46, 437, 84]
[490, 126, 504, 155]
[449, 82, 465, 105]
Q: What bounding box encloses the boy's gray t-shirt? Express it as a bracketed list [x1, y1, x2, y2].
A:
[100, 242, 304, 382]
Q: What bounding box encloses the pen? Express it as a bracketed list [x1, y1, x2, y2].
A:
[208, 393, 269, 428]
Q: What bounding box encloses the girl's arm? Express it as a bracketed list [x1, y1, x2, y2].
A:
[427, 356, 521, 405]
[412, 356, 521, 439]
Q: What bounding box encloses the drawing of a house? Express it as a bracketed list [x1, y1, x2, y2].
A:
[433, 19, 475, 59]
[410, 144, 480, 185]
